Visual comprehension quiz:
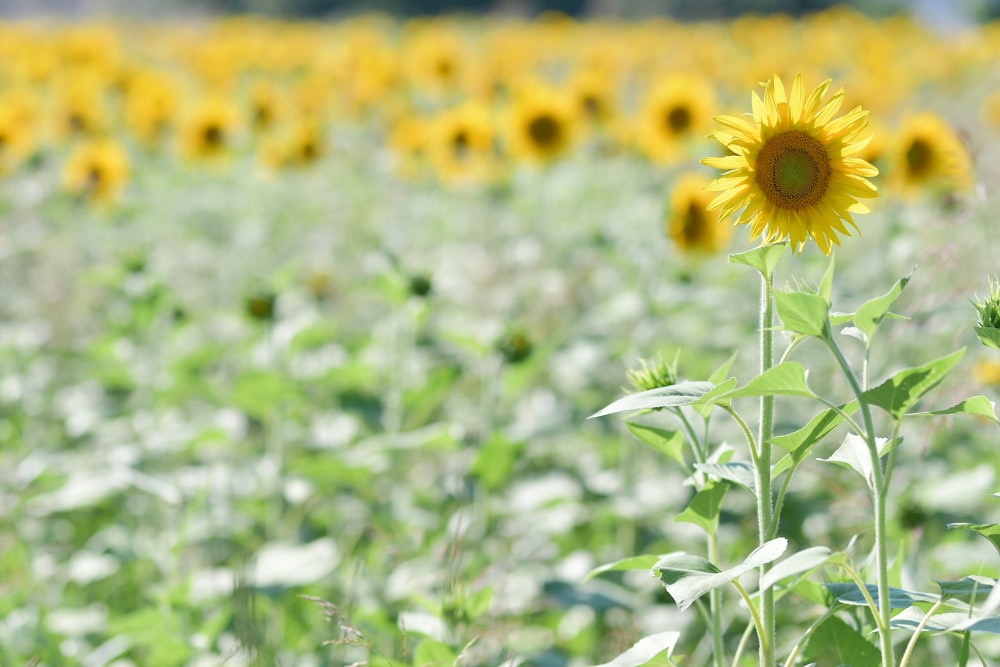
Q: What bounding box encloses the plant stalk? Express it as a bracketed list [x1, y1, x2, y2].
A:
[757, 269, 776, 666]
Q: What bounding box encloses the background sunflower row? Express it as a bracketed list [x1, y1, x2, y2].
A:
[1, 8, 998, 199]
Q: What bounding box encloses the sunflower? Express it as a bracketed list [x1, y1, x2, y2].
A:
[889, 111, 973, 198]
[507, 85, 578, 163]
[636, 75, 715, 163]
[665, 173, 732, 254]
[974, 359, 1000, 386]
[124, 72, 178, 149]
[0, 105, 35, 175]
[179, 98, 240, 161]
[702, 74, 879, 255]
[428, 100, 497, 186]
[62, 139, 130, 203]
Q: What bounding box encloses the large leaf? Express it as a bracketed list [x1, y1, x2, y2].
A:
[413, 639, 457, 667]
[803, 615, 881, 667]
[586, 631, 680, 667]
[891, 607, 1000, 634]
[774, 290, 829, 337]
[583, 555, 662, 583]
[907, 395, 999, 424]
[729, 243, 786, 277]
[861, 349, 966, 420]
[692, 377, 738, 416]
[824, 582, 937, 609]
[948, 522, 1000, 559]
[625, 423, 685, 466]
[760, 546, 833, 592]
[709, 362, 816, 404]
[935, 576, 997, 603]
[589, 381, 715, 419]
[654, 539, 787, 612]
[674, 483, 728, 533]
[853, 272, 912, 342]
[975, 325, 1000, 352]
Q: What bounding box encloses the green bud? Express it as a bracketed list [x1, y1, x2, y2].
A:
[973, 276, 1000, 351]
[626, 354, 678, 392]
[497, 329, 532, 364]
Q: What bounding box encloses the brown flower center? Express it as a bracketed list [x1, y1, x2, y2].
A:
[755, 130, 831, 210]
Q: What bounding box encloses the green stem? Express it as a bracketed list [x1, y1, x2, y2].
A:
[825, 335, 894, 667]
[782, 606, 839, 667]
[757, 269, 776, 666]
[898, 600, 944, 667]
[733, 579, 767, 657]
[708, 531, 726, 667]
[731, 621, 755, 667]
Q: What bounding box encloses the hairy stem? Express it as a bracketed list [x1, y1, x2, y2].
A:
[757, 270, 776, 666]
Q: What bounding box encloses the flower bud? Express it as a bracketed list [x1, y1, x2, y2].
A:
[973, 277, 1000, 351]
[626, 355, 678, 392]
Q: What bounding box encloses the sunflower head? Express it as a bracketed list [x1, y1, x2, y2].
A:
[665, 173, 732, 255]
[429, 100, 497, 186]
[702, 73, 879, 255]
[507, 86, 578, 163]
[61, 139, 130, 203]
[637, 75, 715, 163]
[890, 111, 973, 199]
[180, 98, 240, 161]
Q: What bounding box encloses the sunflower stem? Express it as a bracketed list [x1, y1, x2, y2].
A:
[824, 335, 895, 667]
[757, 269, 776, 667]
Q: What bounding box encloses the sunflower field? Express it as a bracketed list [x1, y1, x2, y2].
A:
[4, 5, 1000, 667]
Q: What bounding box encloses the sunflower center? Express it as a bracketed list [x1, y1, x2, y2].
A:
[452, 129, 470, 157]
[682, 202, 707, 244]
[905, 138, 933, 175]
[665, 106, 691, 134]
[203, 124, 223, 147]
[528, 114, 561, 149]
[755, 130, 831, 210]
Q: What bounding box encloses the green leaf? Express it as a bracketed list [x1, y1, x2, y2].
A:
[729, 243, 786, 277]
[583, 555, 662, 583]
[674, 483, 728, 533]
[803, 615, 881, 667]
[655, 539, 787, 612]
[464, 586, 493, 620]
[625, 423, 686, 466]
[587, 631, 680, 667]
[818, 433, 889, 491]
[712, 362, 816, 402]
[695, 462, 756, 495]
[935, 576, 996, 602]
[818, 253, 835, 304]
[413, 639, 457, 667]
[890, 608, 1000, 634]
[948, 522, 1000, 559]
[907, 395, 999, 423]
[589, 381, 715, 418]
[774, 290, 829, 337]
[470, 435, 523, 491]
[862, 348, 966, 420]
[853, 272, 912, 341]
[824, 582, 937, 608]
[772, 402, 856, 455]
[692, 377, 738, 417]
[975, 325, 1000, 352]
[708, 352, 738, 385]
[760, 546, 833, 592]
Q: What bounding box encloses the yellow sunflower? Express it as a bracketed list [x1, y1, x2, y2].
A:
[0, 105, 35, 175]
[636, 75, 715, 163]
[889, 111, 973, 198]
[665, 173, 732, 255]
[179, 98, 240, 161]
[61, 140, 130, 203]
[703, 74, 879, 255]
[428, 100, 497, 186]
[974, 359, 1000, 386]
[507, 85, 578, 163]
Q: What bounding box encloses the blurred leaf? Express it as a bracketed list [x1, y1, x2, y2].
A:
[413, 639, 457, 667]
[471, 435, 523, 490]
[760, 546, 832, 592]
[625, 423, 685, 466]
[818, 253, 835, 303]
[542, 580, 632, 610]
[589, 381, 715, 418]
[853, 272, 912, 342]
[891, 607, 1000, 634]
[803, 615, 880, 667]
[586, 631, 680, 667]
[775, 290, 829, 337]
[935, 576, 997, 602]
[948, 522, 1000, 559]
[253, 538, 340, 589]
[674, 483, 728, 533]
[728, 243, 786, 277]
[862, 349, 966, 420]
[464, 586, 493, 620]
[583, 555, 662, 583]
[907, 395, 999, 423]
[232, 370, 299, 421]
[655, 539, 787, 612]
